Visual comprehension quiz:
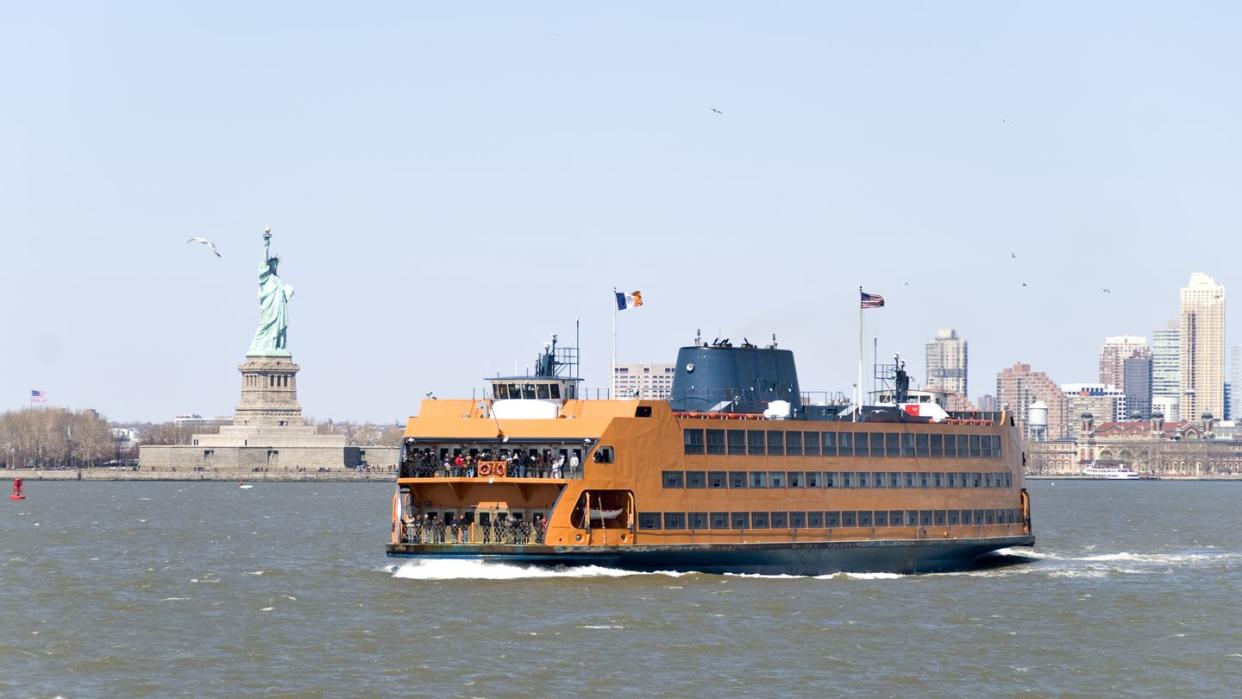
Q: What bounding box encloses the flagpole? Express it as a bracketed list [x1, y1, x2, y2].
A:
[856, 287, 863, 422]
[611, 288, 617, 400]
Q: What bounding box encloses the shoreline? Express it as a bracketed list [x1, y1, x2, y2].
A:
[1, 469, 395, 482]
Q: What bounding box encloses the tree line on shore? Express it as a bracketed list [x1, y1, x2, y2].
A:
[0, 408, 116, 469]
[1, 407, 405, 470]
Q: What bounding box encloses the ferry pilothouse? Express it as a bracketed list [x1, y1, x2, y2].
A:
[387, 334, 1035, 575]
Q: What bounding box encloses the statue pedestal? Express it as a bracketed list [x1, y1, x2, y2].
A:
[234, 355, 303, 427]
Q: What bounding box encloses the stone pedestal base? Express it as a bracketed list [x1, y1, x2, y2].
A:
[235, 355, 303, 427]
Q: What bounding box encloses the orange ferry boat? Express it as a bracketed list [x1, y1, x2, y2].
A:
[388, 336, 1034, 575]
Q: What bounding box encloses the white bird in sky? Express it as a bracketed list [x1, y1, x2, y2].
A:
[186, 237, 221, 257]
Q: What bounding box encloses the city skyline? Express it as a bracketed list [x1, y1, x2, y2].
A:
[2, 3, 1241, 422]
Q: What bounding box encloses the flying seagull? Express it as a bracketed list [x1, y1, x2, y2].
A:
[711, 107, 723, 115]
[1010, 252, 1016, 259]
[186, 237, 221, 257]
[1103, 288, 1112, 294]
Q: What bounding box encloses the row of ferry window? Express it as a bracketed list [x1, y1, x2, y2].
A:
[661, 470, 1015, 489]
[638, 508, 1022, 530]
[683, 429, 1002, 459]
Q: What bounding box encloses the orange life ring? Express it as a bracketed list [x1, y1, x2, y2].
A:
[478, 463, 491, 477]
[493, 463, 507, 478]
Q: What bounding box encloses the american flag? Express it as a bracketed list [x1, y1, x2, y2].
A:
[31, 389, 47, 403]
[860, 290, 885, 309]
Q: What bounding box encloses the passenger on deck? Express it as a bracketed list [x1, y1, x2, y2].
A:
[569, 452, 580, 476]
[551, 455, 564, 479]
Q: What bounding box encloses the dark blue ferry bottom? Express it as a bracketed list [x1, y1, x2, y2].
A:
[386, 536, 1037, 576]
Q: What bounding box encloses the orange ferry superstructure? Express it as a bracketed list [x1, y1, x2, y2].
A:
[388, 338, 1034, 575]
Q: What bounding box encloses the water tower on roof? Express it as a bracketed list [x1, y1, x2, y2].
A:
[1028, 400, 1049, 442]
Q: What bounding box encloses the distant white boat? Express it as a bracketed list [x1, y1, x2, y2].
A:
[1081, 463, 1140, 480]
[239, 483, 254, 490]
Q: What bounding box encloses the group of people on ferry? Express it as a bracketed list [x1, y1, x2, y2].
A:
[404, 446, 581, 479]
[403, 510, 548, 545]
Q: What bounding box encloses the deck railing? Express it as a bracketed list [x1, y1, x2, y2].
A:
[401, 520, 546, 546]
[399, 461, 581, 480]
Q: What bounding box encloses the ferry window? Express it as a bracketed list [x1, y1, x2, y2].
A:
[885, 433, 900, 457]
[790, 511, 806, 528]
[787, 471, 803, 488]
[662, 471, 685, 488]
[495, 384, 509, 399]
[523, 384, 536, 399]
[902, 433, 916, 457]
[804, 431, 820, 456]
[905, 510, 919, 526]
[889, 510, 904, 526]
[806, 471, 821, 488]
[507, 383, 520, 398]
[750, 512, 769, 529]
[708, 471, 727, 489]
[948, 510, 960, 525]
[969, 435, 982, 458]
[683, 429, 705, 455]
[550, 384, 561, 399]
[871, 433, 887, 457]
[836, 432, 851, 457]
[635, 405, 651, 417]
[639, 513, 661, 530]
[768, 471, 785, 488]
[903, 472, 915, 488]
[874, 510, 888, 527]
[930, 433, 943, 458]
[973, 472, 983, 488]
[750, 471, 768, 488]
[664, 512, 686, 530]
[731, 512, 750, 529]
[825, 471, 838, 488]
[1008, 509, 1018, 524]
[871, 471, 885, 488]
[747, 430, 766, 456]
[888, 472, 901, 488]
[808, 511, 824, 528]
[537, 384, 550, 400]
[593, 447, 614, 463]
[826, 511, 840, 528]
[920, 510, 933, 526]
[771, 511, 788, 528]
[842, 511, 857, 528]
[841, 471, 855, 489]
[729, 471, 747, 489]
[934, 510, 947, 526]
[992, 436, 1002, 458]
[918, 472, 931, 489]
[858, 511, 873, 527]
[566, 384, 576, 399]
[786, 432, 802, 456]
[848, 432, 865, 457]
[706, 429, 725, 455]
[974, 509, 987, 524]
[689, 512, 708, 530]
[959, 509, 972, 525]
[980, 435, 993, 458]
[711, 512, 729, 529]
[727, 430, 746, 455]
[933, 472, 944, 488]
[825, 431, 841, 456]
[857, 472, 870, 488]
[767, 431, 785, 456]
[686, 471, 706, 489]
[946, 472, 958, 488]
[943, 435, 957, 458]
[1005, 472, 1013, 487]
[985, 509, 996, 525]
[916, 433, 929, 457]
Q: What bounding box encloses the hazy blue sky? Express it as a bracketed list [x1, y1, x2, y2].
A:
[2, 2, 1239, 422]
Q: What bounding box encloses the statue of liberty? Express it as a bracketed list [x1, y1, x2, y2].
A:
[248, 229, 294, 356]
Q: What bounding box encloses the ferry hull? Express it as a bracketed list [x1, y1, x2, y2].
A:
[386, 535, 1036, 576]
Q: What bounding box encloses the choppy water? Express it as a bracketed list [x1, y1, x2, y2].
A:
[3, 480, 1241, 696]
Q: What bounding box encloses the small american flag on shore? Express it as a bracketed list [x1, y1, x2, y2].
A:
[860, 290, 885, 309]
[31, 389, 47, 403]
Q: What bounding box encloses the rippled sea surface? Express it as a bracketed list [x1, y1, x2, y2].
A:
[3, 480, 1241, 697]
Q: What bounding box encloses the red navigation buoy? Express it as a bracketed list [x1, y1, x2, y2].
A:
[9, 478, 25, 501]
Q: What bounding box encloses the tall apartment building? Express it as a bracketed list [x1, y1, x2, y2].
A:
[997, 362, 1069, 440]
[925, 328, 968, 398]
[1061, 383, 1127, 438]
[1123, 354, 1153, 419]
[1098, 336, 1149, 389]
[610, 363, 675, 399]
[1178, 273, 1226, 421]
[1151, 320, 1180, 415]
